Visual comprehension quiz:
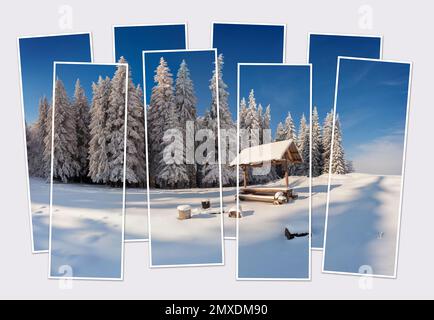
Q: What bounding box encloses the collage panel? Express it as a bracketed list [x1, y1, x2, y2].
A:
[18, 33, 93, 253]
[49, 62, 128, 280]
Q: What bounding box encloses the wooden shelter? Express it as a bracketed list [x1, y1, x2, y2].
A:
[230, 139, 302, 204]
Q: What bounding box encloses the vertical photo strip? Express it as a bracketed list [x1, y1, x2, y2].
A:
[18, 33, 93, 253]
[323, 57, 412, 278]
[113, 23, 187, 241]
[307, 33, 382, 249]
[48, 62, 128, 280]
[211, 22, 286, 239]
[143, 49, 224, 267]
[235, 63, 311, 280]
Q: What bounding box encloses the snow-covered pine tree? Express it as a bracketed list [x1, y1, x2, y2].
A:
[198, 109, 220, 188]
[51, 79, 79, 182]
[122, 56, 146, 186]
[72, 79, 91, 181]
[257, 103, 263, 144]
[26, 123, 40, 177]
[244, 89, 261, 145]
[147, 57, 175, 187]
[239, 97, 247, 129]
[284, 112, 297, 142]
[175, 59, 197, 187]
[209, 53, 236, 186]
[322, 109, 334, 174]
[107, 63, 127, 185]
[330, 115, 346, 174]
[155, 102, 189, 188]
[42, 103, 53, 182]
[88, 76, 111, 183]
[32, 96, 50, 177]
[311, 106, 324, 177]
[297, 114, 310, 176]
[345, 160, 354, 173]
[275, 122, 286, 141]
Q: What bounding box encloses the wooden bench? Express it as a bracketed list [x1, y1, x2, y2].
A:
[240, 187, 297, 200]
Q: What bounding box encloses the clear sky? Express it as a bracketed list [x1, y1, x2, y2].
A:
[114, 24, 186, 86]
[19, 34, 92, 124]
[55, 63, 119, 104]
[143, 50, 215, 117]
[336, 58, 410, 175]
[212, 23, 285, 120]
[239, 64, 311, 138]
[309, 34, 381, 121]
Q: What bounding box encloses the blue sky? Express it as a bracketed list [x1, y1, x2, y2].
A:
[212, 23, 285, 120]
[19, 34, 92, 124]
[309, 34, 381, 121]
[336, 58, 410, 175]
[55, 63, 119, 104]
[239, 65, 310, 138]
[143, 50, 215, 116]
[114, 24, 186, 86]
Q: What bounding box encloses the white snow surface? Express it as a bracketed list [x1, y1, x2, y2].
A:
[149, 188, 224, 266]
[49, 179, 124, 279]
[237, 176, 310, 279]
[323, 173, 401, 276]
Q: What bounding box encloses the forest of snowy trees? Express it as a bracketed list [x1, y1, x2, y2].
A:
[26, 58, 147, 187]
[147, 53, 237, 189]
[26, 54, 352, 190]
[239, 89, 353, 185]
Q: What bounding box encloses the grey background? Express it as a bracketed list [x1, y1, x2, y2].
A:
[0, 0, 432, 299]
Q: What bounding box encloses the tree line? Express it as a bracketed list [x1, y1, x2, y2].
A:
[26, 58, 147, 186]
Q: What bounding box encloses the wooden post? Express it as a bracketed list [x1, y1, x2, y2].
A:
[243, 166, 247, 188]
[284, 161, 289, 189]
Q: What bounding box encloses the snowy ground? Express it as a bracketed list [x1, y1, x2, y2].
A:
[29, 178, 50, 251]
[125, 188, 148, 240]
[49, 180, 124, 279]
[323, 173, 401, 277]
[237, 176, 310, 279]
[149, 188, 224, 266]
[311, 174, 340, 249]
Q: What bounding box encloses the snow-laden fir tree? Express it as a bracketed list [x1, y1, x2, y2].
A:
[32, 96, 50, 177]
[282, 112, 297, 176]
[122, 57, 146, 186]
[175, 59, 197, 187]
[322, 109, 334, 174]
[147, 57, 176, 187]
[198, 110, 220, 188]
[330, 115, 346, 174]
[107, 63, 127, 185]
[155, 102, 189, 188]
[239, 97, 247, 129]
[26, 123, 40, 177]
[51, 79, 79, 182]
[297, 114, 310, 176]
[257, 103, 263, 144]
[73, 79, 91, 180]
[43, 103, 53, 182]
[244, 89, 261, 146]
[275, 122, 286, 141]
[88, 76, 111, 183]
[209, 53, 236, 186]
[311, 106, 324, 177]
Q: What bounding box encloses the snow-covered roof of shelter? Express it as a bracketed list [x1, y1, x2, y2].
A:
[230, 139, 302, 167]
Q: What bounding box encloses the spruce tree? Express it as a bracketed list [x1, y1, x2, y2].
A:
[311, 106, 324, 177]
[322, 109, 334, 174]
[330, 115, 346, 174]
[73, 79, 91, 180]
[297, 114, 310, 176]
[107, 63, 127, 185]
[175, 59, 197, 187]
[88, 76, 111, 183]
[34, 96, 50, 177]
[147, 57, 176, 187]
[52, 79, 79, 182]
